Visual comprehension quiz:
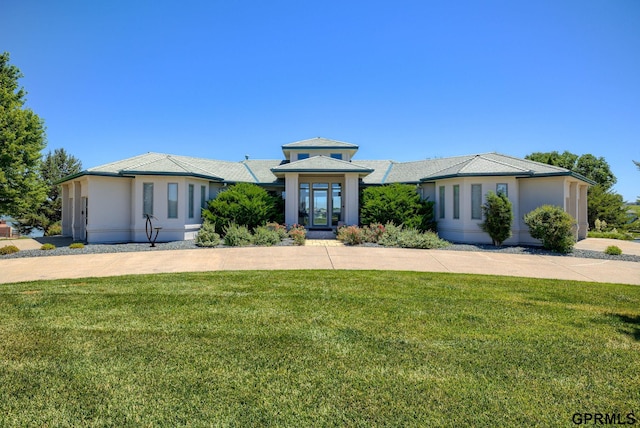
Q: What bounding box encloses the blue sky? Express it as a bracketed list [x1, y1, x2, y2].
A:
[2, 0, 639, 201]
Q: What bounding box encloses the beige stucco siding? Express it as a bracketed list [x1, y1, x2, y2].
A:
[86, 176, 133, 243]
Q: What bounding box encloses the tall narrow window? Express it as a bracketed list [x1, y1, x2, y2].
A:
[168, 183, 178, 219]
[299, 183, 309, 226]
[471, 184, 482, 220]
[439, 186, 445, 219]
[188, 184, 194, 219]
[453, 185, 460, 219]
[332, 183, 342, 226]
[143, 183, 154, 217]
[200, 186, 207, 210]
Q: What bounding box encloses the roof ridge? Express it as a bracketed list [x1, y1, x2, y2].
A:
[490, 152, 570, 172]
[459, 154, 531, 174]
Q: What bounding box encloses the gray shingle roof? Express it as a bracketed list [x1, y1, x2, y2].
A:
[271, 156, 373, 175]
[281, 137, 359, 149]
[62, 150, 591, 186]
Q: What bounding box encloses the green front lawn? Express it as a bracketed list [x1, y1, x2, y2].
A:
[1, 271, 638, 426]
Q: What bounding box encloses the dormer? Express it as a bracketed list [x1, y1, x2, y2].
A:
[281, 137, 359, 162]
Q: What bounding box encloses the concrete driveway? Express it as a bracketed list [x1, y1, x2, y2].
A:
[1, 238, 638, 285]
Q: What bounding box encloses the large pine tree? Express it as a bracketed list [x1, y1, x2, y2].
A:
[0, 52, 47, 218]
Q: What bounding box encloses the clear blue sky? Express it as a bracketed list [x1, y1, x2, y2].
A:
[2, 0, 639, 201]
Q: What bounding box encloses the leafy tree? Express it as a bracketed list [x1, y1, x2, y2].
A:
[524, 205, 575, 253]
[360, 183, 435, 231]
[525, 151, 578, 170]
[587, 184, 627, 230]
[0, 52, 47, 218]
[479, 191, 513, 246]
[574, 154, 616, 191]
[15, 148, 82, 234]
[203, 183, 283, 233]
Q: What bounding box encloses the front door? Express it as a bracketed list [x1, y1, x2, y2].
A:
[312, 184, 328, 227]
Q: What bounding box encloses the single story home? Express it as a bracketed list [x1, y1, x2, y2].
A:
[58, 137, 592, 245]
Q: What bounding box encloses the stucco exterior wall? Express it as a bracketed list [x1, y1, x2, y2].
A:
[85, 176, 133, 243]
[435, 177, 521, 244]
[517, 176, 566, 244]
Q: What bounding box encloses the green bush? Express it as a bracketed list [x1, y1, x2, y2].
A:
[604, 245, 622, 255]
[288, 224, 306, 246]
[479, 191, 513, 246]
[360, 184, 436, 232]
[40, 243, 56, 250]
[252, 226, 281, 246]
[223, 223, 253, 247]
[69, 242, 85, 249]
[195, 221, 221, 247]
[378, 223, 449, 249]
[362, 223, 386, 243]
[336, 225, 364, 245]
[203, 183, 283, 234]
[45, 222, 62, 236]
[524, 205, 576, 253]
[0, 245, 20, 255]
[587, 231, 633, 240]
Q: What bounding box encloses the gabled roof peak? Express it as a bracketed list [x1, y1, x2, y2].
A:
[282, 137, 359, 149]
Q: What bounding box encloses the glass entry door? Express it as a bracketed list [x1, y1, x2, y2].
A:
[312, 183, 328, 227]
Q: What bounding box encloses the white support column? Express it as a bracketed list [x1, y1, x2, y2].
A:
[72, 181, 83, 240]
[284, 173, 299, 226]
[569, 182, 578, 239]
[344, 173, 359, 225]
[578, 184, 589, 240]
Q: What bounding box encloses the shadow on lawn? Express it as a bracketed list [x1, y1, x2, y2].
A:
[609, 313, 640, 341]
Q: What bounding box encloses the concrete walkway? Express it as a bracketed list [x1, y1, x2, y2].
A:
[1, 238, 638, 285]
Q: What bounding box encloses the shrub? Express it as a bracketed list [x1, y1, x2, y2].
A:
[378, 223, 449, 249]
[266, 222, 288, 241]
[604, 245, 622, 255]
[288, 224, 306, 246]
[195, 221, 221, 247]
[40, 243, 56, 250]
[252, 226, 281, 246]
[223, 223, 253, 246]
[362, 223, 386, 243]
[69, 242, 85, 249]
[587, 231, 633, 240]
[0, 245, 20, 255]
[203, 183, 283, 234]
[46, 222, 62, 236]
[524, 205, 576, 253]
[360, 183, 436, 232]
[479, 191, 513, 246]
[337, 225, 364, 245]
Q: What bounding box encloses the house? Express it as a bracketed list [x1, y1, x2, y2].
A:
[58, 137, 592, 245]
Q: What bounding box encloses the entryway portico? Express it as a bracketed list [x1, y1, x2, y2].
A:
[271, 145, 373, 228]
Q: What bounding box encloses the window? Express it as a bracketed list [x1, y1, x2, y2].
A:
[330, 153, 342, 160]
[168, 183, 178, 219]
[453, 185, 460, 219]
[188, 184, 194, 218]
[200, 186, 207, 210]
[471, 184, 482, 220]
[496, 183, 508, 196]
[299, 183, 309, 226]
[297, 153, 309, 160]
[332, 183, 342, 226]
[143, 183, 154, 217]
[439, 186, 445, 219]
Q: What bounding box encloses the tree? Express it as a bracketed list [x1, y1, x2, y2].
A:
[479, 191, 513, 246]
[0, 52, 47, 218]
[360, 183, 435, 231]
[587, 184, 627, 229]
[203, 183, 283, 233]
[574, 154, 616, 191]
[14, 148, 82, 234]
[525, 151, 578, 170]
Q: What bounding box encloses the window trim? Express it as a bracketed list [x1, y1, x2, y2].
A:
[143, 183, 154, 218]
[496, 183, 508, 197]
[188, 184, 194, 219]
[453, 184, 460, 220]
[439, 186, 445, 219]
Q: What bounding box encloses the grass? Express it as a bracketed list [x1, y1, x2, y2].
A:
[1, 270, 639, 426]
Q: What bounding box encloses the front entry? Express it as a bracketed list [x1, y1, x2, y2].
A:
[299, 182, 342, 229]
